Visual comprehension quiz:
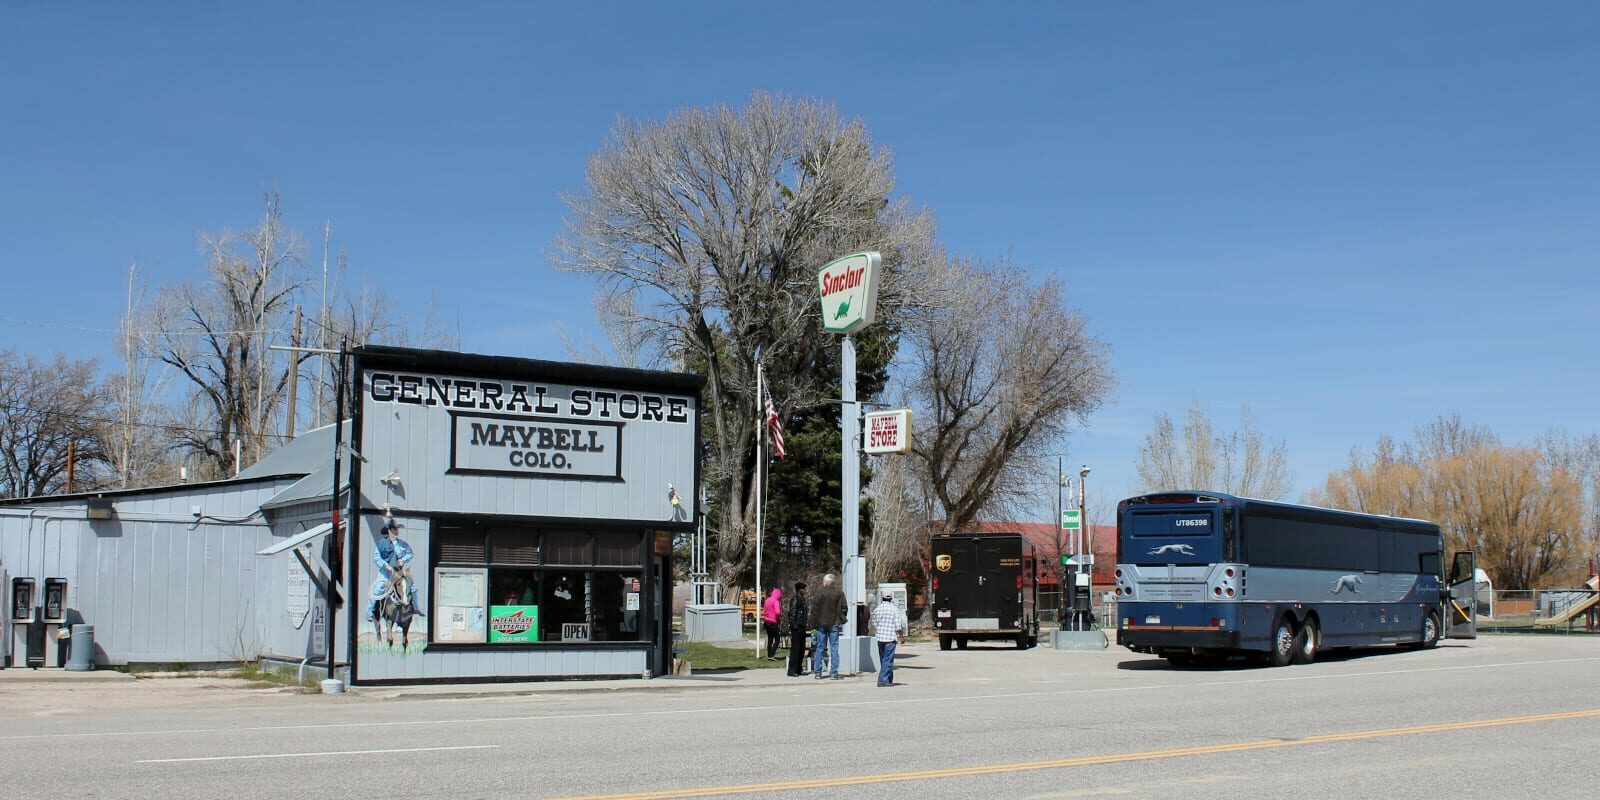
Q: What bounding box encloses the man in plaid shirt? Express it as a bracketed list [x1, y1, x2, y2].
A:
[870, 590, 908, 687]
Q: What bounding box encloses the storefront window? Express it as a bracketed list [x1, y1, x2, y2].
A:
[433, 522, 645, 645]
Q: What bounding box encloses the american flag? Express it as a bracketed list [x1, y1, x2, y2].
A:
[763, 386, 786, 460]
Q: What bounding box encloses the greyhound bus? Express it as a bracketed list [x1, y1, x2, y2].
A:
[1114, 492, 1476, 667]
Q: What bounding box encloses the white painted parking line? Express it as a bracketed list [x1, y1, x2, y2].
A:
[136, 744, 496, 764]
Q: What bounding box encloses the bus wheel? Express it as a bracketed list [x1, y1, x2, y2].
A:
[1166, 651, 1194, 667]
[1293, 618, 1319, 665]
[1269, 617, 1296, 667]
[939, 635, 952, 651]
[1421, 612, 1441, 649]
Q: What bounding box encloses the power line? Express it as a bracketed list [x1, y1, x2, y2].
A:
[0, 400, 301, 442]
[0, 314, 339, 338]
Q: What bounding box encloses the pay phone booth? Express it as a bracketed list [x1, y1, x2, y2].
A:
[11, 577, 38, 668]
[43, 578, 68, 667]
[8, 578, 65, 669]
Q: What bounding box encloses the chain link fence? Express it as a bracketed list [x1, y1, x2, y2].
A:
[1476, 588, 1600, 634]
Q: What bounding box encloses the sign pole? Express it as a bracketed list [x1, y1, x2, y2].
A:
[841, 334, 862, 672]
[817, 251, 880, 676]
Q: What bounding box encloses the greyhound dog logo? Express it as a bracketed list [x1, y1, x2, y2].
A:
[1147, 543, 1196, 557]
[1331, 574, 1363, 594]
[935, 554, 952, 572]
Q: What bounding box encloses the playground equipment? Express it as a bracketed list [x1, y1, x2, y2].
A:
[1534, 575, 1600, 627]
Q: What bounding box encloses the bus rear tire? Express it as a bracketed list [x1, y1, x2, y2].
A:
[1292, 618, 1319, 665]
[1269, 617, 1296, 667]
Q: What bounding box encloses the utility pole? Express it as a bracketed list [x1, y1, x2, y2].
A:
[286, 306, 301, 441]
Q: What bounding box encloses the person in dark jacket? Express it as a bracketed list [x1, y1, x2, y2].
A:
[786, 582, 810, 677]
[808, 573, 849, 679]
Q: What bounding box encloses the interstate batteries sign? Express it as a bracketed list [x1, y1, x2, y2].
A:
[366, 370, 693, 481]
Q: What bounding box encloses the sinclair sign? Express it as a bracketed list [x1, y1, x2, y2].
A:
[817, 251, 882, 335]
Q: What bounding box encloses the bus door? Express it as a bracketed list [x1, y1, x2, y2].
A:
[1446, 551, 1477, 639]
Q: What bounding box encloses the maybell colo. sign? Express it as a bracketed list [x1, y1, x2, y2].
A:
[367, 371, 692, 480]
[817, 251, 882, 335]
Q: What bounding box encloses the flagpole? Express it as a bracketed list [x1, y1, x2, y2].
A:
[754, 363, 764, 658]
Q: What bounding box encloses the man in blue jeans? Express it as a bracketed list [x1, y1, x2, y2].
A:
[870, 589, 908, 686]
[808, 573, 848, 679]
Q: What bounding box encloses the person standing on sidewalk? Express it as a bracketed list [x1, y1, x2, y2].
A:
[809, 573, 848, 679]
[786, 582, 810, 676]
[870, 589, 908, 687]
[762, 586, 784, 661]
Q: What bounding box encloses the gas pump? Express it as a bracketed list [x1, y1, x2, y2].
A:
[11, 577, 37, 668]
[43, 579, 67, 667]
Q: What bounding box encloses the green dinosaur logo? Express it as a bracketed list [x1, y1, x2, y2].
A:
[835, 298, 851, 319]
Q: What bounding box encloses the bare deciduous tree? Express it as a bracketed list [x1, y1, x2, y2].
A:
[551, 92, 939, 593]
[143, 192, 307, 479]
[1536, 428, 1600, 557]
[0, 350, 112, 498]
[865, 448, 930, 588]
[1135, 400, 1294, 500]
[106, 263, 182, 487]
[1312, 417, 1591, 589]
[903, 258, 1113, 538]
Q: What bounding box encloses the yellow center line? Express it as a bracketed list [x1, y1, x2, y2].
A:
[552, 708, 1600, 800]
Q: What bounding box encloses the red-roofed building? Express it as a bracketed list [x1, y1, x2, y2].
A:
[922, 521, 1118, 623]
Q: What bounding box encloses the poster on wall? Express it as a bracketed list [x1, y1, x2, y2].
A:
[286, 559, 310, 629]
[433, 568, 487, 644]
[359, 521, 431, 653]
[489, 605, 540, 643]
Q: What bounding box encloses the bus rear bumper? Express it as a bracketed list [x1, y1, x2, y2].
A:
[1117, 626, 1240, 652]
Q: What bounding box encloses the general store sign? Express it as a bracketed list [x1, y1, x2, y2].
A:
[366, 371, 694, 481]
[863, 408, 913, 454]
[817, 251, 882, 335]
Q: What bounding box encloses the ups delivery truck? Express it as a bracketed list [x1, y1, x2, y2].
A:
[931, 533, 1040, 650]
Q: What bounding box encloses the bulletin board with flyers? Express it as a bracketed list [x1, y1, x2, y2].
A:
[433, 567, 488, 643]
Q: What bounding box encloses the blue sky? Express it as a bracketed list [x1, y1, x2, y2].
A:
[2, 2, 1595, 515]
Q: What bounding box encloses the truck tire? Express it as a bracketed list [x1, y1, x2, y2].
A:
[939, 635, 952, 651]
[956, 637, 968, 650]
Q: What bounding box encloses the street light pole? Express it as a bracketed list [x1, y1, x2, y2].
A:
[1077, 465, 1091, 629]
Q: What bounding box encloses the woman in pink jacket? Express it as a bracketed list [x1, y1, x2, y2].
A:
[762, 587, 784, 661]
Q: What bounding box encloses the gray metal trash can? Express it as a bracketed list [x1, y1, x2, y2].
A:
[66, 624, 94, 671]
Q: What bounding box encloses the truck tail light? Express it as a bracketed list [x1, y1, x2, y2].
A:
[931, 576, 939, 591]
[1016, 575, 1023, 589]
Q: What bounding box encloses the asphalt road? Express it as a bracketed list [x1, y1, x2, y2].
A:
[3, 636, 1598, 799]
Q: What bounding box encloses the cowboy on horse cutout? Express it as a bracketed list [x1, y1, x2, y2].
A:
[368, 520, 424, 649]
